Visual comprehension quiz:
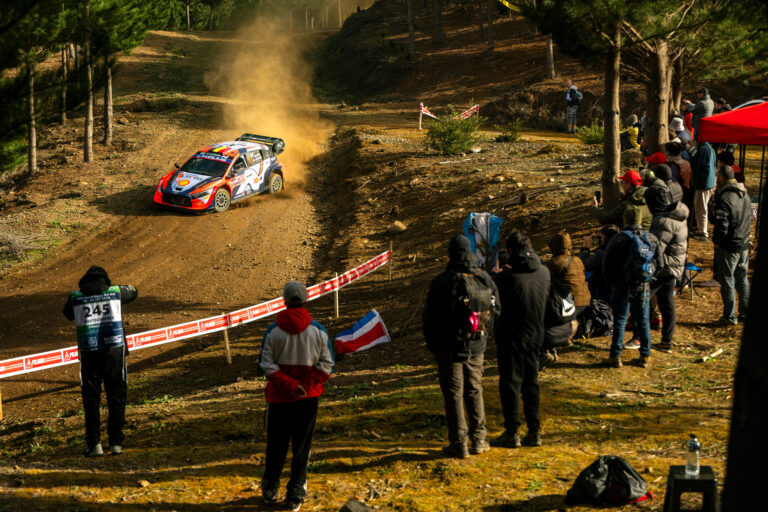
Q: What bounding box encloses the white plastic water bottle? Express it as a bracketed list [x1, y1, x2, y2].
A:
[685, 434, 701, 478]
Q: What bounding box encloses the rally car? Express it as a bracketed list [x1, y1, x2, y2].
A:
[153, 134, 285, 212]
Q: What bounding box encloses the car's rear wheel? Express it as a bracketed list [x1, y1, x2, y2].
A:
[269, 173, 283, 194]
[213, 188, 231, 212]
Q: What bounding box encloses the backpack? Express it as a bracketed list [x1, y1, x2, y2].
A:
[570, 88, 583, 106]
[622, 230, 655, 287]
[565, 455, 653, 506]
[451, 271, 494, 357]
[574, 299, 613, 339]
[546, 256, 577, 325]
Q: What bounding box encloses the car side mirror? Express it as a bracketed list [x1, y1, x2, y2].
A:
[174, 163, 180, 169]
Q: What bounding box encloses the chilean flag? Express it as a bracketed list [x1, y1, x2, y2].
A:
[335, 310, 391, 355]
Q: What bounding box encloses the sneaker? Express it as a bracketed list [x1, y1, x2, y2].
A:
[717, 316, 738, 326]
[441, 442, 469, 459]
[489, 431, 521, 448]
[650, 317, 662, 330]
[691, 232, 709, 241]
[624, 338, 641, 350]
[638, 355, 651, 368]
[470, 439, 490, 455]
[83, 443, 103, 457]
[109, 445, 123, 455]
[262, 487, 278, 505]
[604, 356, 622, 368]
[521, 431, 541, 447]
[286, 499, 302, 511]
[652, 342, 672, 353]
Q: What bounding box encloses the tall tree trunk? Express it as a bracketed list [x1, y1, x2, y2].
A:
[545, 35, 555, 79]
[305, 8, 309, 30]
[722, 189, 768, 512]
[646, 40, 670, 154]
[186, 2, 191, 30]
[103, 57, 112, 146]
[602, 26, 621, 211]
[27, 60, 37, 175]
[433, 0, 442, 43]
[208, 9, 214, 30]
[671, 55, 684, 115]
[84, 0, 93, 163]
[406, 0, 415, 60]
[289, 9, 293, 31]
[325, 6, 328, 28]
[61, 47, 68, 124]
[338, 0, 342, 28]
[665, 57, 674, 121]
[486, 0, 493, 52]
[476, 0, 484, 40]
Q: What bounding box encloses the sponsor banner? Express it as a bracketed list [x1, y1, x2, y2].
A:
[0, 251, 391, 379]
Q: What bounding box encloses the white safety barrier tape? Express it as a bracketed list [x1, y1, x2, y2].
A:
[419, 103, 479, 121]
[0, 251, 391, 379]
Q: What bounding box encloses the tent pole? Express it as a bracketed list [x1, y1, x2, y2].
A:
[757, 146, 765, 245]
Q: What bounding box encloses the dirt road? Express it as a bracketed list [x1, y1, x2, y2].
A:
[0, 31, 323, 408]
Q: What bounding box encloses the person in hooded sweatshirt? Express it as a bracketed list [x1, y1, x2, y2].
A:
[259, 281, 335, 511]
[712, 165, 752, 325]
[646, 187, 689, 353]
[653, 164, 683, 204]
[422, 235, 500, 459]
[490, 232, 550, 448]
[62, 266, 138, 457]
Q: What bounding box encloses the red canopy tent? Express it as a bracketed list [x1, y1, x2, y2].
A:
[697, 100, 767, 240]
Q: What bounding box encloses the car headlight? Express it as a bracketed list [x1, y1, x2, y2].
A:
[190, 189, 212, 199]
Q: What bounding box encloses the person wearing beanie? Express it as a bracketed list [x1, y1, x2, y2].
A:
[683, 87, 715, 137]
[711, 166, 752, 325]
[646, 186, 689, 352]
[259, 281, 334, 510]
[602, 207, 659, 368]
[62, 266, 138, 457]
[591, 170, 652, 230]
[491, 231, 549, 448]
[652, 164, 683, 203]
[423, 235, 500, 459]
[620, 115, 641, 150]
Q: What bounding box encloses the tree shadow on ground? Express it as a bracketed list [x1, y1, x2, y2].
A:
[483, 494, 566, 511]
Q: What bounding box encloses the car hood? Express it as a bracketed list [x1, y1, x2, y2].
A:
[167, 172, 218, 193]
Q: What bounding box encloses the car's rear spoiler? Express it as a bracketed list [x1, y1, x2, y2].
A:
[235, 133, 285, 155]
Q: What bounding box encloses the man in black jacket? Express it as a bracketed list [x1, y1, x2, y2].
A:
[603, 208, 659, 368]
[712, 166, 752, 325]
[579, 224, 621, 302]
[422, 235, 500, 458]
[491, 232, 550, 448]
[63, 266, 138, 457]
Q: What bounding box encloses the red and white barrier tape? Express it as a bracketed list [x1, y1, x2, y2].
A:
[419, 103, 479, 121]
[0, 251, 391, 379]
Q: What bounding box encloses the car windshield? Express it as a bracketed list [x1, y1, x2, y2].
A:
[179, 155, 232, 177]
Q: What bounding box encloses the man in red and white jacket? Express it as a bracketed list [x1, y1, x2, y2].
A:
[259, 281, 334, 511]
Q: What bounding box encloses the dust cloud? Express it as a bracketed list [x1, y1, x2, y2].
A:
[204, 12, 333, 187]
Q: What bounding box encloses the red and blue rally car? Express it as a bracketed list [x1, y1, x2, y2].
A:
[153, 134, 285, 212]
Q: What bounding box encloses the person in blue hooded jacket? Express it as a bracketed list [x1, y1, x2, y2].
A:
[691, 139, 716, 239]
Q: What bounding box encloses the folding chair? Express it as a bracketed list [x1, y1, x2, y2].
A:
[678, 262, 702, 299]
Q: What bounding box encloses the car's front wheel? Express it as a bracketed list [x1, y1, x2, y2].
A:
[213, 188, 231, 212]
[269, 173, 283, 194]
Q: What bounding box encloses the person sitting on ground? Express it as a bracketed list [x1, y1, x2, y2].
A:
[717, 150, 744, 184]
[620, 115, 641, 151]
[579, 224, 621, 302]
[602, 207, 659, 368]
[591, 170, 652, 230]
[712, 166, 752, 325]
[491, 231, 550, 449]
[542, 232, 591, 366]
[422, 235, 500, 459]
[645, 186, 689, 353]
[259, 281, 335, 510]
[669, 117, 693, 144]
[653, 164, 683, 204]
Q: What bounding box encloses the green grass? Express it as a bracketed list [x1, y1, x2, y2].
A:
[426, 111, 483, 155]
[0, 135, 27, 174]
[139, 394, 176, 405]
[495, 118, 523, 143]
[575, 119, 604, 145]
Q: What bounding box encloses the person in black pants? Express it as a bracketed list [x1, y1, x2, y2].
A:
[422, 235, 500, 459]
[259, 282, 335, 511]
[491, 232, 550, 448]
[62, 266, 138, 457]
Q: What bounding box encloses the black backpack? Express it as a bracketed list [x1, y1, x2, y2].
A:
[565, 455, 653, 506]
[546, 256, 577, 325]
[574, 299, 613, 339]
[451, 271, 494, 356]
